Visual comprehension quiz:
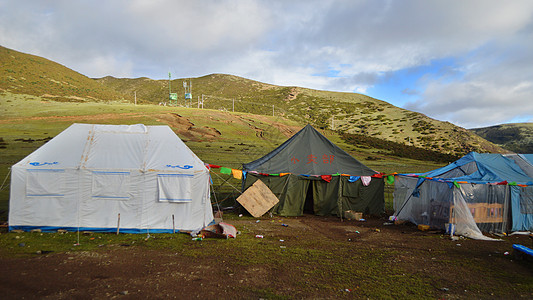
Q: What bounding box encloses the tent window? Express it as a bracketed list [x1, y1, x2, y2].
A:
[26, 169, 65, 197]
[520, 186, 533, 214]
[157, 174, 192, 203]
[92, 171, 130, 200]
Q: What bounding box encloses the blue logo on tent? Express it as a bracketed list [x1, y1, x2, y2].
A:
[166, 164, 193, 169]
[29, 162, 58, 166]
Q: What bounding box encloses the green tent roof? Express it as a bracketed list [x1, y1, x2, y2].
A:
[243, 124, 377, 176]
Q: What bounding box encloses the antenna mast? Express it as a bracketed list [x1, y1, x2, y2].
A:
[169, 71, 177, 106]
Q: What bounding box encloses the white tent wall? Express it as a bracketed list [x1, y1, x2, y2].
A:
[9, 124, 214, 233]
[77, 169, 144, 231]
[10, 167, 80, 229]
[140, 171, 212, 231]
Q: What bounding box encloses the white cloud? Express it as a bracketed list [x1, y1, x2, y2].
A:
[1, 0, 533, 127]
[405, 20, 533, 128]
[406, 79, 533, 128]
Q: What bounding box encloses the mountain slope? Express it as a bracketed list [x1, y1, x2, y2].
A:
[0, 45, 124, 102]
[1, 45, 504, 156]
[98, 74, 504, 156]
[471, 123, 533, 153]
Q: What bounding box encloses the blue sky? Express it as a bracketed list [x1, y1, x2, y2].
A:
[366, 57, 463, 107]
[1, 0, 532, 129]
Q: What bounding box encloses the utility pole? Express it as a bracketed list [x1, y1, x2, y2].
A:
[134, 91, 137, 105]
[184, 78, 192, 108]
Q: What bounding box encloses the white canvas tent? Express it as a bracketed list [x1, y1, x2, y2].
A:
[9, 124, 214, 233]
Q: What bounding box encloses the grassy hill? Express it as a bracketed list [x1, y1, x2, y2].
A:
[98, 73, 504, 156]
[471, 123, 533, 153]
[0, 45, 125, 102]
[1, 45, 505, 157]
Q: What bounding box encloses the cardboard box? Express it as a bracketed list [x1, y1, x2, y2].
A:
[236, 180, 279, 218]
[418, 224, 430, 231]
[344, 210, 363, 220]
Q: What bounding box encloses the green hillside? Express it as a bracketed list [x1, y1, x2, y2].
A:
[0, 45, 125, 102]
[471, 123, 533, 153]
[98, 73, 504, 156]
[1, 45, 504, 157]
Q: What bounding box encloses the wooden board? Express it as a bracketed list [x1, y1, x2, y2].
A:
[450, 203, 503, 224]
[237, 180, 279, 218]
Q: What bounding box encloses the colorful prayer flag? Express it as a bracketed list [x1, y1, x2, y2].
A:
[231, 169, 242, 180]
[220, 167, 231, 175]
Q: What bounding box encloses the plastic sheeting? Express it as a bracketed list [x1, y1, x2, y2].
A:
[394, 176, 503, 240]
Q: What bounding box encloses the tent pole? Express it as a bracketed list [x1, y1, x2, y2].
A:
[76, 169, 81, 246]
[338, 177, 343, 222]
[395, 193, 414, 219]
[116, 213, 120, 235]
[394, 179, 426, 218]
[172, 214, 175, 233]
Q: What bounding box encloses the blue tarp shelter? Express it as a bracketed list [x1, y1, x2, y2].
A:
[394, 152, 533, 239]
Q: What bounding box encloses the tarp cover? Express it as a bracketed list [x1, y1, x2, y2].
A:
[242, 125, 384, 217]
[9, 124, 214, 233]
[394, 152, 533, 238]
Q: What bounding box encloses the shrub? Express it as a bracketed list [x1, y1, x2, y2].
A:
[341, 132, 459, 163]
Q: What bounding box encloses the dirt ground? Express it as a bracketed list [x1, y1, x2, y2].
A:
[1, 215, 532, 299]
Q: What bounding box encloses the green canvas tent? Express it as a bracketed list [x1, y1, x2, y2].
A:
[242, 125, 384, 217]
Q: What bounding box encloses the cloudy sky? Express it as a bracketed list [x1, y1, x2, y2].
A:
[1, 0, 533, 129]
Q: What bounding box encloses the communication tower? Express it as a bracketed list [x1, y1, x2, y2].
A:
[168, 72, 178, 106]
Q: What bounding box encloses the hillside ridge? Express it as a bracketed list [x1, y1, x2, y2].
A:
[471, 123, 533, 153]
[0, 45, 506, 156]
[0, 45, 125, 102]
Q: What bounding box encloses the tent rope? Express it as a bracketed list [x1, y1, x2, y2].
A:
[0, 167, 12, 192]
[211, 171, 243, 195]
[209, 175, 223, 221]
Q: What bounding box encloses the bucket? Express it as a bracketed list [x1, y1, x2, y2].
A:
[445, 223, 455, 235]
